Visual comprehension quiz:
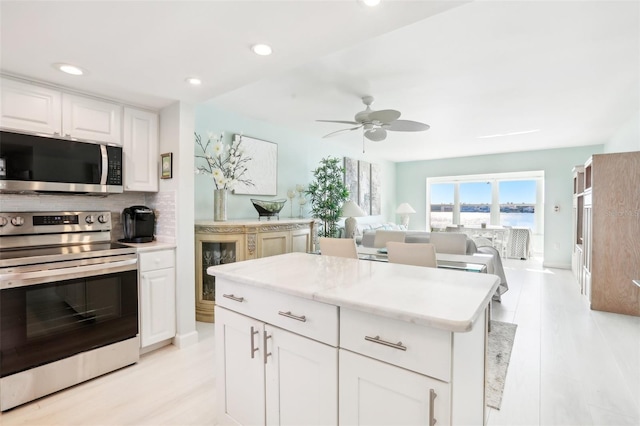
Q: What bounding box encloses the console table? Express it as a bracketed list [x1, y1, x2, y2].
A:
[194, 219, 317, 322]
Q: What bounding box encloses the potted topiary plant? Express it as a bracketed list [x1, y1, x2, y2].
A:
[306, 156, 350, 238]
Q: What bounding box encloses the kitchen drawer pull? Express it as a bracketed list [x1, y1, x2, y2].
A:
[222, 294, 244, 303]
[278, 311, 307, 322]
[263, 333, 272, 364]
[364, 335, 407, 351]
[429, 389, 437, 426]
[250, 326, 259, 359]
[632, 280, 640, 288]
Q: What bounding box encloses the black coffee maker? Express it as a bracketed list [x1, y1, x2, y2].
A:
[121, 206, 155, 243]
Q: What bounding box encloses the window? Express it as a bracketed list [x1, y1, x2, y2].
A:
[427, 171, 543, 233]
[499, 180, 536, 228]
[429, 183, 454, 230]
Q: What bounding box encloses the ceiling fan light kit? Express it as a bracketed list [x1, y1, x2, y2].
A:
[317, 96, 430, 143]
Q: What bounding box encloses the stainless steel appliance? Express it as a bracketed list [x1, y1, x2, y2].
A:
[0, 211, 139, 411]
[0, 131, 123, 194]
[121, 206, 155, 243]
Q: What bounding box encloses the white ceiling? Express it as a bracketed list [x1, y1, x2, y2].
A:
[1, 1, 638, 162]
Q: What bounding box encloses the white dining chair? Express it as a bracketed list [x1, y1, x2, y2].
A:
[387, 242, 437, 268]
[319, 237, 358, 259]
[429, 232, 467, 255]
[373, 230, 406, 248]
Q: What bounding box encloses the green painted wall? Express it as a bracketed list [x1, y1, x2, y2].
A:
[194, 103, 396, 223]
[395, 145, 604, 267]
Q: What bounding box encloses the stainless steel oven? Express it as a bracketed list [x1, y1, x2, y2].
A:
[0, 211, 139, 411]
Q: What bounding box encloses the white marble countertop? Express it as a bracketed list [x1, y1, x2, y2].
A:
[195, 218, 315, 226]
[119, 241, 176, 252]
[208, 252, 500, 332]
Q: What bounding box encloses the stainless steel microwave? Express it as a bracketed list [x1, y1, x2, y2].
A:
[0, 131, 123, 194]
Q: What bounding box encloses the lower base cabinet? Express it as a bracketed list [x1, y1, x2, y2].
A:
[215, 307, 337, 426]
[139, 249, 176, 348]
[339, 349, 450, 426]
[214, 277, 487, 426]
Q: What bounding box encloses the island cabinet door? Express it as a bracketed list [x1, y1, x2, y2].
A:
[265, 325, 337, 425]
[215, 307, 266, 426]
[339, 349, 450, 426]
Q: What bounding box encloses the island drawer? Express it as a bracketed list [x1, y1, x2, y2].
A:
[340, 308, 452, 382]
[215, 279, 338, 346]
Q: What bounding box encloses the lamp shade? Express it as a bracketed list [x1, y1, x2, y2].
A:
[341, 200, 367, 218]
[396, 203, 416, 214]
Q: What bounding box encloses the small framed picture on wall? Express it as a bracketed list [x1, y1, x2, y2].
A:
[161, 153, 173, 179]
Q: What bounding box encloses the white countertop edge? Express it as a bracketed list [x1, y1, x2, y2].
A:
[209, 254, 500, 333]
[120, 241, 176, 252]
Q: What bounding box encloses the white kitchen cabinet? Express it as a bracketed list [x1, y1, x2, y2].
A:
[0, 77, 62, 135]
[62, 93, 122, 145]
[340, 349, 449, 426]
[139, 249, 176, 349]
[123, 107, 158, 192]
[211, 253, 496, 426]
[215, 280, 338, 426]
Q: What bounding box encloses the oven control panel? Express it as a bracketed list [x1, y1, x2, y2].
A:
[0, 211, 112, 236]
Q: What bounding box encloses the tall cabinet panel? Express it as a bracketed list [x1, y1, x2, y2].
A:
[588, 152, 640, 316]
[123, 107, 159, 192]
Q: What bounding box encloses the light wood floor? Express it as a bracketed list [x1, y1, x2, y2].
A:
[1, 257, 638, 425]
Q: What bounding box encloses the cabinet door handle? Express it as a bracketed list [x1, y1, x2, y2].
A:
[263, 333, 272, 364]
[364, 335, 407, 351]
[278, 311, 306, 322]
[222, 294, 244, 303]
[632, 280, 640, 288]
[250, 326, 259, 359]
[429, 389, 437, 426]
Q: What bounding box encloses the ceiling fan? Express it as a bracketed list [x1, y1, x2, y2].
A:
[317, 96, 430, 142]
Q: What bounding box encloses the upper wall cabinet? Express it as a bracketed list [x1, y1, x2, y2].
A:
[123, 107, 159, 192]
[1, 77, 123, 146]
[0, 78, 62, 135]
[62, 94, 122, 146]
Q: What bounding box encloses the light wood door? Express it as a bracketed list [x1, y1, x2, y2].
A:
[195, 233, 245, 322]
[265, 325, 337, 425]
[291, 228, 311, 253]
[339, 349, 450, 426]
[215, 308, 265, 426]
[0, 78, 62, 135]
[123, 107, 158, 192]
[257, 231, 290, 258]
[591, 152, 640, 316]
[62, 93, 122, 145]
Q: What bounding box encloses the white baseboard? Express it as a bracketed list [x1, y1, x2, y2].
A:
[542, 262, 571, 270]
[172, 330, 199, 349]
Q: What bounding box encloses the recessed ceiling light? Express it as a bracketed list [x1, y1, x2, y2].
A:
[477, 129, 541, 139]
[186, 77, 202, 86]
[53, 63, 85, 76]
[362, 0, 381, 7]
[251, 44, 273, 56]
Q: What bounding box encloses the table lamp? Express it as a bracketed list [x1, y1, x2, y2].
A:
[396, 202, 416, 228]
[341, 200, 367, 239]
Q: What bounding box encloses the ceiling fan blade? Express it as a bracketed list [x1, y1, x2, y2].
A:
[364, 128, 387, 142]
[317, 119, 360, 125]
[385, 120, 431, 132]
[368, 109, 401, 124]
[323, 125, 362, 138]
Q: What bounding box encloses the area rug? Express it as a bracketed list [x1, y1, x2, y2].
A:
[486, 320, 517, 410]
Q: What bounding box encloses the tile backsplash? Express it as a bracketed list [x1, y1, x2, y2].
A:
[0, 191, 177, 244]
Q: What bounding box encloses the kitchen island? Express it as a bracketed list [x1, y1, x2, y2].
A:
[209, 252, 500, 426]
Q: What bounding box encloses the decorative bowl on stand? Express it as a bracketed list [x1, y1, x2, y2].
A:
[251, 199, 287, 220]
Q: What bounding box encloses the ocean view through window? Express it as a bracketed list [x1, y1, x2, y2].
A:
[427, 172, 543, 233]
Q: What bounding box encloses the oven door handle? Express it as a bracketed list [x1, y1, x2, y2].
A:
[1, 258, 138, 289]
